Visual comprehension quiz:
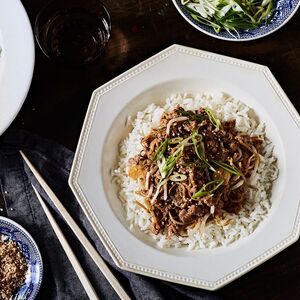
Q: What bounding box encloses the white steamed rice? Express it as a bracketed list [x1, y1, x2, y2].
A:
[115, 92, 278, 250]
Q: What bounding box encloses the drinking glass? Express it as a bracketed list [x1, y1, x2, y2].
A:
[35, 0, 111, 65]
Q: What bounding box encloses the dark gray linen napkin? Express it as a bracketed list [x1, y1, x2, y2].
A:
[0, 129, 220, 300]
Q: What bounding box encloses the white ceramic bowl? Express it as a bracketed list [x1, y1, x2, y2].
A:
[69, 45, 300, 290]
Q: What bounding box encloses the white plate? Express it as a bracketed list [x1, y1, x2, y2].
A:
[0, 0, 35, 135]
[69, 45, 300, 290]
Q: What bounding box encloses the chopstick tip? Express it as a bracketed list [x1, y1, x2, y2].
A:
[19, 150, 25, 158]
[19, 150, 31, 167]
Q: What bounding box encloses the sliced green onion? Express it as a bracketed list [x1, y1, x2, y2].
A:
[169, 137, 183, 144]
[181, 0, 190, 5]
[192, 131, 216, 172]
[183, 1, 275, 35]
[192, 179, 224, 199]
[181, 136, 193, 146]
[178, 109, 206, 122]
[169, 174, 187, 182]
[205, 108, 221, 130]
[212, 160, 241, 176]
[189, 11, 222, 33]
[192, 131, 204, 160]
[161, 145, 184, 178]
[151, 139, 169, 163]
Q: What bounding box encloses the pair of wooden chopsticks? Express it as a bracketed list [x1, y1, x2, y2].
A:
[20, 151, 131, 300]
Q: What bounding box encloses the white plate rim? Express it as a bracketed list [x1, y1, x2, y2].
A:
[0, 0, 35, 135]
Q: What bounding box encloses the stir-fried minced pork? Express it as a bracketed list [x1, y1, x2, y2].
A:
[127, 106, 263, 237]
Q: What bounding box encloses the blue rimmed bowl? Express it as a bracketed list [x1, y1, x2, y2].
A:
[0, 217, 43, 300]
[172, 0, 300, 41]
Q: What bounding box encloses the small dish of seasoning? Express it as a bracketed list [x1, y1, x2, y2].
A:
[0, 217, 43, 300]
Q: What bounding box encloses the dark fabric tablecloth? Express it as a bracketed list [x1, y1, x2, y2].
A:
[0, 129, 220, 300]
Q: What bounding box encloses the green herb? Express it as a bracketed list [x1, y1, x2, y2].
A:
[192, 179, 224, 199]
[169, 137, 183, 144]
[151, 139, 169, 163]
[192, 131, 205, 160]
[169, 174, 187, 182]
[182, 0, 274, 36]
[205, 108, 221, 130]
[192, 131, 216, 172]
[178, 109, 206, 122]
[212, 160, 242, 176]
[161, 145, 184, 178]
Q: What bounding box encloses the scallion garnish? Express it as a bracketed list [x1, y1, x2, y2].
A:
[192, 179, 224, 199]
[205, 108, 221, 130]
[212, 160, 242, 176]
[169, 137, 183, 144]
[192, 131, 204, 160]
[161, 144, 184, 178]
[182, 0, 274, 36]
[178, 109, 206, 122]
[192, 131, 216, 172]
[151, 139, 169, 163]
[169, 174, 187, 182]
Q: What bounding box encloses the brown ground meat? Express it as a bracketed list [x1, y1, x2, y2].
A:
[128, 106, 262, 237]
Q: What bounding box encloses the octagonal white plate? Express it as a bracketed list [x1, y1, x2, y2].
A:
[0, 0, 35, 135]
[69, 44, 300, 290]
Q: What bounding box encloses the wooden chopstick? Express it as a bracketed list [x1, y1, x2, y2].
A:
[32, 184, 100, 300]
[20, 151, 131, 300]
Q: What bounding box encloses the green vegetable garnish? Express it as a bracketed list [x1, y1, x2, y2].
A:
[169, 137, 184, 144]
[212, 160, 242, 176]
[161, 144, 184, 178]
[178, 109, 206, 122]
[151, 139, 169, 163]
[192, 131, 205, 160]
[192, 179, 224, 199]
[192, 131, 216, 172]
[182, 0, 274, 37]
[169, 174, 187, 181]
[205, 108, 221, 130]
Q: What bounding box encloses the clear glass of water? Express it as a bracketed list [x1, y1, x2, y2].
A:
[35, 0, 111, 65]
